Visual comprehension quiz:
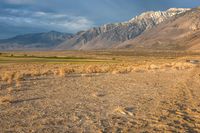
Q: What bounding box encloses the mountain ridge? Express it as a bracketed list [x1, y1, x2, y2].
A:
[117, 7, 200, 50]
[57, 8, 190, 50]
[0, 31, 73, 50]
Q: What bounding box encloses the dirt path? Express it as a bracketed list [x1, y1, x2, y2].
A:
[1, 68, 200, 132]
[153, 65, 200, 132]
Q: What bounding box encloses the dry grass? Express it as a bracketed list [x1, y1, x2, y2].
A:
[1, 72, 15, 84]
[7, 87, 13, 94]
[0, 61, 196, 85]
[0, 95, 13, 104]
[0, 51, 199, 85]
[113, 106, 127, 115]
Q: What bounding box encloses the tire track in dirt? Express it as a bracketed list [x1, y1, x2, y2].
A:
[157, 64, 200, 132]
[179, 64, 198, 98]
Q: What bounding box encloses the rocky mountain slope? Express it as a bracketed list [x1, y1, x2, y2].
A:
[0, 31, 73, 50]
[117, 7, 200, 50]
[57, 8, 189, 50]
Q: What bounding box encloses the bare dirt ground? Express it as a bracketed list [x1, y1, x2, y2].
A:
[1, 51, 200, 132]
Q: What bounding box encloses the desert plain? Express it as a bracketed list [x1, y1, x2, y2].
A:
[0, 50, 200, 132]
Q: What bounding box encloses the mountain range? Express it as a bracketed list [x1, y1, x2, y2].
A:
[0, 7, 200, 51]
[0, 31, 73, 50]
[118, 7, 200, 50]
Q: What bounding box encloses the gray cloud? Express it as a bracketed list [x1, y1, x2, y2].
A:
[3, 0, 35, 5]
[0, 8, 94, 33]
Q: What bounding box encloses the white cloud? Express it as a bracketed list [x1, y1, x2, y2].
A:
[0, 8, 94, 33]
[4, 0, 35, 5]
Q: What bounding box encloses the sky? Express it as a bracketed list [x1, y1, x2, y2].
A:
[0, 0, 200, 39]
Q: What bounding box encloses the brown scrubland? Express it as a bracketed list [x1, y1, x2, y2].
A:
[0, 50, 200, 132]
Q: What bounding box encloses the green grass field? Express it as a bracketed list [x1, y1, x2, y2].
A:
[0, 50, 200, 64]
[0, 54, 117, 64]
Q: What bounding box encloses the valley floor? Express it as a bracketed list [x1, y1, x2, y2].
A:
[1, 68, 200, 132]
[0, 51, 200, 132]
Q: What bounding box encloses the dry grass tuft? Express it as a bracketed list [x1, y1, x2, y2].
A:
[0, 95, 13, 104]
[84, 65, 103, 73]
[64, 68, 75, 74]
[7, 87, 13, 94]
[148, 64, 159, 70]
[113, 106, 126, 115]
[58, 68, 66, 77]
[1, 72, 16, 84]
[16, 80, 21, 87]
[52, 67, 75, 77]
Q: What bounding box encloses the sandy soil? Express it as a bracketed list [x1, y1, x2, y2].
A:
[1, 65, 200, 133]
